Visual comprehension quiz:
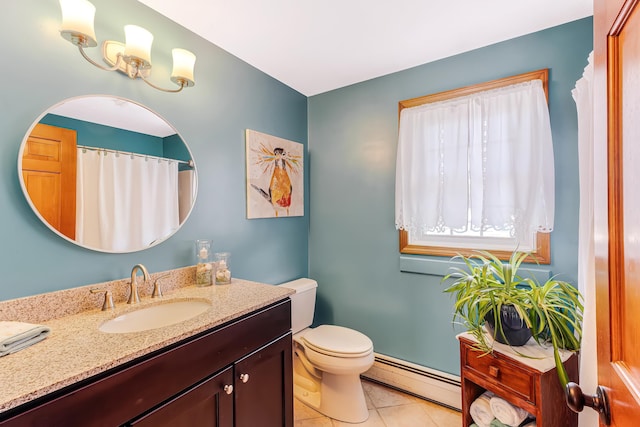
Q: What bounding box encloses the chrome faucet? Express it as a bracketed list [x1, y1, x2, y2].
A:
[128, 264, 150, 304]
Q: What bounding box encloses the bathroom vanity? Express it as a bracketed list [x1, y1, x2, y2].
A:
[0, 274, 294, 427]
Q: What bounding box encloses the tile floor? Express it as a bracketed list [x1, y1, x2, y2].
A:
[294, 379, 462, 427]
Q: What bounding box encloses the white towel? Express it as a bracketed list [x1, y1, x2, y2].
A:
[470, 391, 495, 427]
[489, 396, 529, 427]
[0, 321, 50, 357]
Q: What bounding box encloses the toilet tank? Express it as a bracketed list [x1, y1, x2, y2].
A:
[278, 278, 317, 334]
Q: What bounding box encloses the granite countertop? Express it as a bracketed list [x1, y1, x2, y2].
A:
[0, 273, 293, 414]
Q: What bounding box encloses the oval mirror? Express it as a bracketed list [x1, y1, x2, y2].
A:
[18, 95, 197, 253]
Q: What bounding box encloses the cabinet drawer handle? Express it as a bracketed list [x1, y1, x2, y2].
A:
[224, 384, 233, 395]
[239, 373, 250, 383]
[489, 365, 500, 378]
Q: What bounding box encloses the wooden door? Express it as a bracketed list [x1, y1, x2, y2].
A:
[593, 0, 640, 424]
[234, 334, 293, 427]
[21, 123, 77, 240]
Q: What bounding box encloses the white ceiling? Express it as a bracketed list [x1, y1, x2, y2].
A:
[136, 0, 593, 96]
[50, 96, 176, 137]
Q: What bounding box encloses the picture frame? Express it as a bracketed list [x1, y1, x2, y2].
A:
[245, 129, 303, 219]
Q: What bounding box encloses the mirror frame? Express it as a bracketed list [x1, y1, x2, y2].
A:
[18, 95, 198, 253]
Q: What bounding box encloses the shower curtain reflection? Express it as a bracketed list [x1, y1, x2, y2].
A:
[76, 148, 179, 252]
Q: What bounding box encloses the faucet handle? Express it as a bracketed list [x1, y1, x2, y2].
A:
[153, 274, 170, 298]
[90, 288, 115, 311]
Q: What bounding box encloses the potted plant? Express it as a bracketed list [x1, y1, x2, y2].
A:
[442, 250, 583, 387]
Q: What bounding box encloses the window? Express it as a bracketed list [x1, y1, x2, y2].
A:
[395, 70, 552, 263]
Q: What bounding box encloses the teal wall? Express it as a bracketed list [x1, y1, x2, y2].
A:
[40, 114, 192, 167]
[163, 134, 193, 169]
[308, 17, 593, 375]
[1, 0, 308, 300]
[41, 114, 167, 157]
[2, 0, 591, 378]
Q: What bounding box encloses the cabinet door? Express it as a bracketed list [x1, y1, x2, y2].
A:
[234, 333, 293, 427]
[128, 366, 234, 427]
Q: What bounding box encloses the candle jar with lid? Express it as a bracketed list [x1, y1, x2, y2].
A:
[195, 240, 213, 286]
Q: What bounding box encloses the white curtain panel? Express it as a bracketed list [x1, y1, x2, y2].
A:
[395, 80, 554, 240]
[572, 51, 597, 427]
[76, 149, 179, 252]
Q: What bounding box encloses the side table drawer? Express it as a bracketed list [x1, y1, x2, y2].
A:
[462, 344, 535, 403]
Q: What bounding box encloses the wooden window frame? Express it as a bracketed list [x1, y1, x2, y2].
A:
[398, 69, 551, 264]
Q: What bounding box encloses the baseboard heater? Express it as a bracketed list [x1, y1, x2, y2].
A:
[362, 353, 462, 411]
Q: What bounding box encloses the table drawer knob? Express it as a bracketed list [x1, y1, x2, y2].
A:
[489, 365, 500, 378]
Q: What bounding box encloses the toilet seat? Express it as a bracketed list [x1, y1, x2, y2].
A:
[301, 325, 373, 358]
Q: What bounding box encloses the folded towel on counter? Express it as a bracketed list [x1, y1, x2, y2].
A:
[489, 396, 530, 427]
[0, 321, 50, 357]
[489, 419, 508, 427]
[470, 391, 496, 427]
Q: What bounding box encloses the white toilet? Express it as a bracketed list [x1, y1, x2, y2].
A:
[278, 278, 374, 423]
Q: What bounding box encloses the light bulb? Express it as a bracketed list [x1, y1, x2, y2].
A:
[59, 0, 97, 47]
[124, 25, 153, 68]
[171, 48, 196, 87]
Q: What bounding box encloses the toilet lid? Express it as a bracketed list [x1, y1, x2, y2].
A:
[301, 325, 373, 356]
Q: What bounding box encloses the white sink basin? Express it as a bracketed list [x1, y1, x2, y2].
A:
[99, 300, 211, 333]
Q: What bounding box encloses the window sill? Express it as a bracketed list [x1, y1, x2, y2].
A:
[399, 231, 551, 264]
[399, 255, 552, 283]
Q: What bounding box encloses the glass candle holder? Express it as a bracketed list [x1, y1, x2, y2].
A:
[214, 252, 231, 285]
[195, 240, 212, 286]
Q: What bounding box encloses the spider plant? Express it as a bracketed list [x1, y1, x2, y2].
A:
[443, 250, 583, 387]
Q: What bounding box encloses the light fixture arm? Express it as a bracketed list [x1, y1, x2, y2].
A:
[78, 44, 123, 72]
[139, 72, 186, 93]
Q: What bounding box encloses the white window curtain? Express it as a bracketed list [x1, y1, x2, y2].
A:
[76, 149, 179, 252]
[395, 79, 555, 242]
[572, 52, 597, 427]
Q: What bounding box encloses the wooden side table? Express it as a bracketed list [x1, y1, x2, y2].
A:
[458, 334, 578, 427]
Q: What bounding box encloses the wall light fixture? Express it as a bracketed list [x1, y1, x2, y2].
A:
[59, 0, 196, 93]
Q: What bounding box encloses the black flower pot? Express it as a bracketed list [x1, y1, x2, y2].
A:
[484, 305, 532, 346]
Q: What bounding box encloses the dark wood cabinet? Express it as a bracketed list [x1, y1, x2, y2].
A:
[235, 333, 293, 427]
[0, 299, 292, 427]
[128, 333, 293, 427]
[459, 336, 577, 427]
[129, 367, 234, 427]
